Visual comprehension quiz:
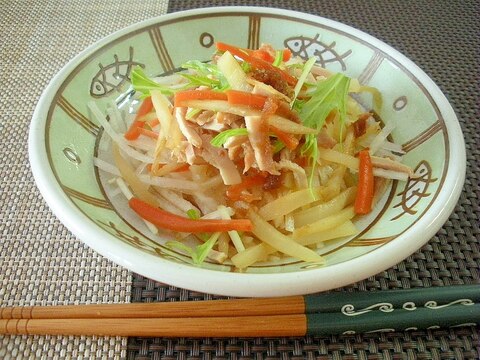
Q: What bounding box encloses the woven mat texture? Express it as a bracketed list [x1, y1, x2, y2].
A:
[0, 1, 168, 359]
[127, 0, 479, 359]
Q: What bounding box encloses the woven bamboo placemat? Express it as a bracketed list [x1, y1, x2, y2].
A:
[126, 0, 479, 359]
[0, 1, 168, 359]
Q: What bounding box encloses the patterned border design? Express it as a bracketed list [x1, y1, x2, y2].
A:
[347, 236, 396, 247]
[358, 52, 384, 85]
[148, 27, 175, 72]
[248, 15, 261, 49]
[402, 120, 443, 153]
[63, 186, 113, 210]
[57, 96, 100, 136]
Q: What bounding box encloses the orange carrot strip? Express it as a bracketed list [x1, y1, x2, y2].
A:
[171, 163, 190, 172]
[282, 49, 292, 61]
[174, 90, 227, 107]
[251, 49, 275, 63]
[293, 156, 308, 168]
[215, 42, 297, 86]
[226, 174, 266, 201]
[129, 197, 253, 233]
[215, 42, 251, 55]
[124, 97, 153, 140]
[270, 126, 299, 150]
[137, 127, 159, 139]
[148, 118, 160, 127]
[354, 149, 375, 214]
[226, 90, 267, 110]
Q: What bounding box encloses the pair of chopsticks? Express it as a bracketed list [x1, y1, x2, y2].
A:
[1, 285, 478, 337]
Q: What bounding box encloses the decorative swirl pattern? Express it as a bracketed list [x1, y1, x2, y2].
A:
[450, 323, 477, 328]
[424, 299, 474, 309]
[341, 302, 394, 316]
[402, 302, 417, 311]
[365, 328, 396, 333]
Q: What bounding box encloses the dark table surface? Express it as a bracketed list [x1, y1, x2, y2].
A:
[128, 1, 479, 359]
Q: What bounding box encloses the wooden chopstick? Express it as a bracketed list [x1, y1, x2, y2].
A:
[0, 297, 305, 319]
[1, 284, 478, 319]
[1, 305, 478, 337]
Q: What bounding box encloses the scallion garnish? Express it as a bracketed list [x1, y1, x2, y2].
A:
[291, 57, 317, 109]
[272, 50, 283, 67]
[210, 128, 249, 147]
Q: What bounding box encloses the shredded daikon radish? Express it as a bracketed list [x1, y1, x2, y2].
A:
[89, 102, 154, 163]
[127, 137, 158, 152]
[108, 186, 123, 198]
[218, 205, 245, 252]
[135, 162, 149, 176]
[115, 177, 134, 199]
[368, 121, 396, 155]
[217, 51, 252, 92]
[373, 168, 409, 181]
[94, 157, 121, 177]
[201, 206, 235, 220]
[152, 189, 189, 216]
[381, 140, 405, 154]
[138, 174, 200, 192]
[107, 102, 126, 133]
[157, 188, 200, 214]
[374, 148, 403, 162]
[115, 177, 158, 235]
[99, 134, 112, 152]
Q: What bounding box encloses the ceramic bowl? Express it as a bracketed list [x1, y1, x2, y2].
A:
[29, 7, 465, 297]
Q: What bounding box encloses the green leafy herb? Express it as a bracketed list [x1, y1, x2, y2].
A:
[131, 67, 175, 97]
[210, 128, 249, 147]
[166, 232, 221, 265]
[300, 73, 351, 187]
[180, 60, 229, 90]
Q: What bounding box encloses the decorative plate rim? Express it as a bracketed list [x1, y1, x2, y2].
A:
[28, 6, 466, 297]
